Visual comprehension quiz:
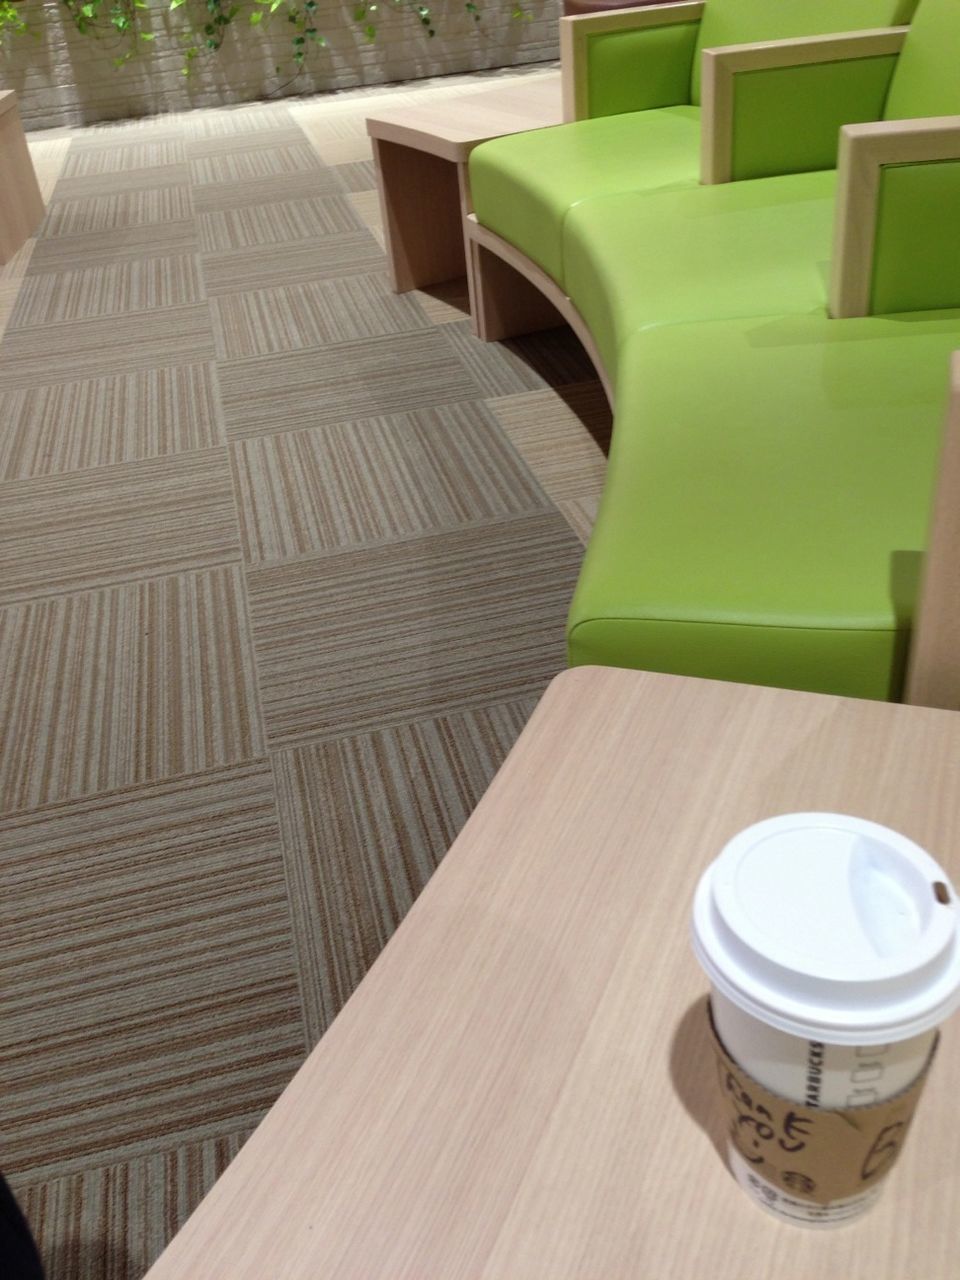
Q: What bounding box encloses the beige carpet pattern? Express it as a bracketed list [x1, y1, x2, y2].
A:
[0, 67, 610, 1279]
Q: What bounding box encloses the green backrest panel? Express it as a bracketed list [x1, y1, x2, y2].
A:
[871, 160, 960, 311]
[884, 0, 960, 119]
[586, 22, 699, 117]
[730, 55, 899, 179]
[691, 0, 919, 105]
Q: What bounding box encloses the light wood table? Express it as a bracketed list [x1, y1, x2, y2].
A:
[145, 667, 960, 1279]
[366, 72, 562, 292]
[0, 91, 44, 264]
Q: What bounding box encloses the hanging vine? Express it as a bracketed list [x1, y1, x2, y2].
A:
[0, 0, 488, 79]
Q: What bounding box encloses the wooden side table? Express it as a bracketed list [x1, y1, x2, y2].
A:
[0, 91, 44, 264]
[366, 72, 562, 293]
[145, 666, 960, 1279]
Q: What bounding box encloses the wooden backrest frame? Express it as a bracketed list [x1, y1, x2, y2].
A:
[831, 114, 960, 318]
[559, 1, 705, 123]
[700, 28, 907, 184]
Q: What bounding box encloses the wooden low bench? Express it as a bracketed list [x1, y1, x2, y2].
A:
[0, 91, 44, 264]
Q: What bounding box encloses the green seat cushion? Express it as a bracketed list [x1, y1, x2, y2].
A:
[562, 170, 837, 385]
[469, 106, 701, 286]
[568, 310, 960, 701]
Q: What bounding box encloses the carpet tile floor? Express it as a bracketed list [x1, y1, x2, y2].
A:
[0, 64, 611, 1278]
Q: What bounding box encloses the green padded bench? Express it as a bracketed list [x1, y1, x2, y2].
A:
[567, 311, 960, 702]
[469, 0, 916, 290]
[561, 0, 960, 382]
[465, 0, 960, 705]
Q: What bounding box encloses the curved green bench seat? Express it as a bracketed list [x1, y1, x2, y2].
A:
[466, 0, 960, 701]
[567, 312, 960, 700]
[470, 108, 701, 286]
[562, 169, 836, 387]
[469, 0, 913, 289]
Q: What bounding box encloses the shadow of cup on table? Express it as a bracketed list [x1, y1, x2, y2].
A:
[670, 993, 729, 1168]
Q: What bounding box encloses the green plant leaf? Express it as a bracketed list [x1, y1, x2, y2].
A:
[249, 9, 262, 21]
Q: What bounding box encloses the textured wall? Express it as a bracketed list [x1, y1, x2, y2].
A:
[1, 0, 560, 130]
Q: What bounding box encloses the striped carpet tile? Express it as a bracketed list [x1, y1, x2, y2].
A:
[199, 228, 384, 294]
[190, 167, 345, 213]
[185, 104, 296, 137]
[245, 511, 581, 746]
[27, 220, 200, 274]
[0, 761, 301, 1181]
[39, 189, 195, 238]
[189, 143, 325, 186]
[347, 190, 385, 249]
[295, 117, 372, 166]
[486, 381, 612, 504]
[217, 327, 484, 438]
[438, 320, 568, 398]
[332, 159, 377, 192]
[413, 279, 473, 325]
[0, 240, 34, 343]
[72, 119, 189, 144]
[9, 255, 204, 328]
[231, 401, 550, 562]
[0, 305, 216, 390]
[0, 448, 238, 603]
[0, 566, 263, 811]
[0, 757, 302, 1177]
[557, 493, 600, 546]
[61, 140, 187, 179]
[196, 194, 361, 253]
[185, 125, 309, 159]
[210, 272, 427, 359]
[272, 697, 537, 1042]
[51, 164, 193, 202]
[440, 321, 599, 398]
[16, 1128, 253, 1280]
[27, 137, 73, 203]
[0, 364, 223, 481]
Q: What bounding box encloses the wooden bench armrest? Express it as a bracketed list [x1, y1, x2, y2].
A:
[701, 28, 907, 184]
[830, 116, 960, 318]
[560, 1, 705, 122]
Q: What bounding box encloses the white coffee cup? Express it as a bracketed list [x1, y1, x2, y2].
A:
[692, 813, 960, 1226]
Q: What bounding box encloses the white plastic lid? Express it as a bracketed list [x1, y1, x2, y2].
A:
[691, 813, 960, 1044]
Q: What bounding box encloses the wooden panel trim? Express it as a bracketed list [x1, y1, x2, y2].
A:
[560, 1, 704, 122]
[701, 28, 908, 184]
[464, 214, 615, 405]
[830, 114, 960, 318]
[905, 352, 960, 710]
[0, 89, 20, 119]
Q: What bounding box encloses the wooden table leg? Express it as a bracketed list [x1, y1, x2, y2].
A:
[372, 137, 467, 293]
[0, 93, 44, 265]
